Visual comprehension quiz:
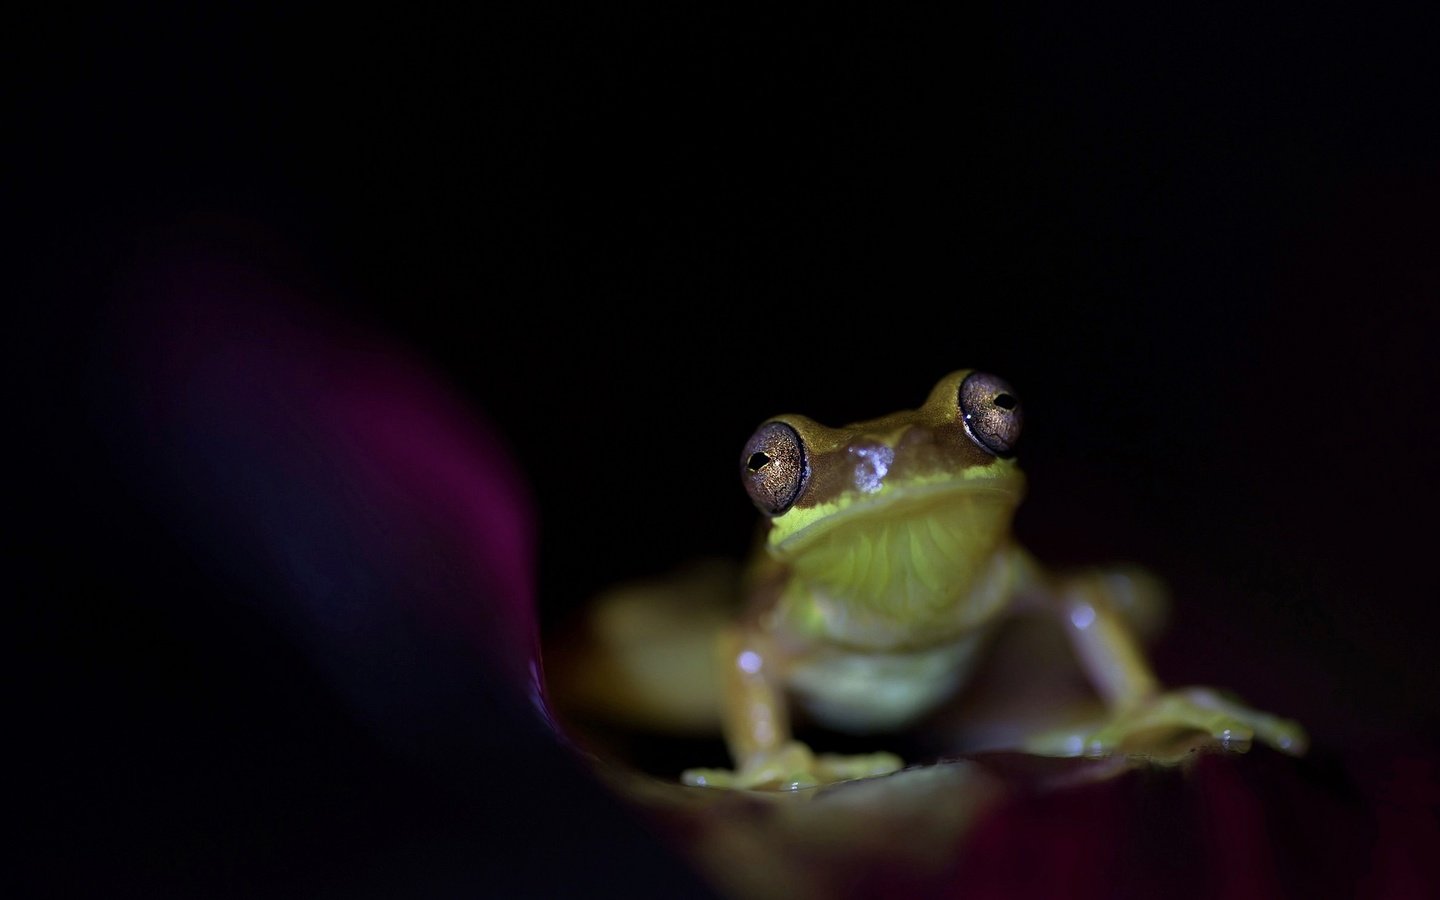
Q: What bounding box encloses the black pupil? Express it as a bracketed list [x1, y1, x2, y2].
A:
[993, 393, 1017, 411]
[747, 451, 772, 472]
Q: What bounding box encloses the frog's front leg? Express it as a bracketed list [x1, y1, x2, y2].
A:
[680, 627, 901, 790]
[1024, 567, 1308, 759]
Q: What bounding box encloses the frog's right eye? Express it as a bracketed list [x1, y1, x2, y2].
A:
[741, 421, 808, 516]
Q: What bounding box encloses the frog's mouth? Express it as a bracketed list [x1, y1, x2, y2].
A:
[769, 476, 1022, 556]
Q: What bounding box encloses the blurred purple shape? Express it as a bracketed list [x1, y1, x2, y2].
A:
[61, 235, 718, 897]
[117, 244, 549, 758]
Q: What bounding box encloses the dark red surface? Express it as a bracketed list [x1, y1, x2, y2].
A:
[952, 750, 1434, 900]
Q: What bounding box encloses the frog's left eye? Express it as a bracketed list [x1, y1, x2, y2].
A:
[741, 422, 809, 516]
[958, 371, 1023, 456]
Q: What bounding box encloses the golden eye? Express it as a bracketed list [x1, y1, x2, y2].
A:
[958, 371, 1023, 456]
[740, 421, 808, 516]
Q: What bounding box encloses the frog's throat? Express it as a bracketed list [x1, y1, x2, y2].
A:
[769, 481, 1021, 645]
[767, 475, 1021, 553]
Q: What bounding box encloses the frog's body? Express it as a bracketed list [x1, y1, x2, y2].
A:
[553, 370, 1308, 791]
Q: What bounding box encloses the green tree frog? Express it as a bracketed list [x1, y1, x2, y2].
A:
[678, 369, 1306, 790]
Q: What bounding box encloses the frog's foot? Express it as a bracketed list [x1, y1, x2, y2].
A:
[681, 741, 904, 791]
[1024, 687, 1309, 761]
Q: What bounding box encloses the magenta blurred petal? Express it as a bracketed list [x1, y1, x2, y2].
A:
[115, 245, 551, 750]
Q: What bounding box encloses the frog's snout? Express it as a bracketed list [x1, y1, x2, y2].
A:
[847, 441, 896, 494]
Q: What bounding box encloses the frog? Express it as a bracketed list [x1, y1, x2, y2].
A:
[674, 369, 1307, 790]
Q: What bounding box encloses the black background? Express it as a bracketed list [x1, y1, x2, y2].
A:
[13, 4, 1440, 897]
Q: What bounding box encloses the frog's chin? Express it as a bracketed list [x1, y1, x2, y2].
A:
[768, 477, 1022, 557]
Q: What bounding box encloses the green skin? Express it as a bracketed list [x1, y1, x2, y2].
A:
[682, 370, 1306, 790]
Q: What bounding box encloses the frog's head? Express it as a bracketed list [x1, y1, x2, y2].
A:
[740, 370, 1026, 613]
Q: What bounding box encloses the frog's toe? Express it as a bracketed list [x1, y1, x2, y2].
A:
[1021, 725, 1098, 758]
[813, 751, 904, 782]
[1171, 686, 1309, 756]
[1145, 690, 1255, 751]
[682, 741, 822, 790]
[1023, 688, 1306, 760]
[681, 766, 743, 788]
[681, 743, 903, 790]
[681, 763, 820, 791]
[1266, 720, 1309, 756]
